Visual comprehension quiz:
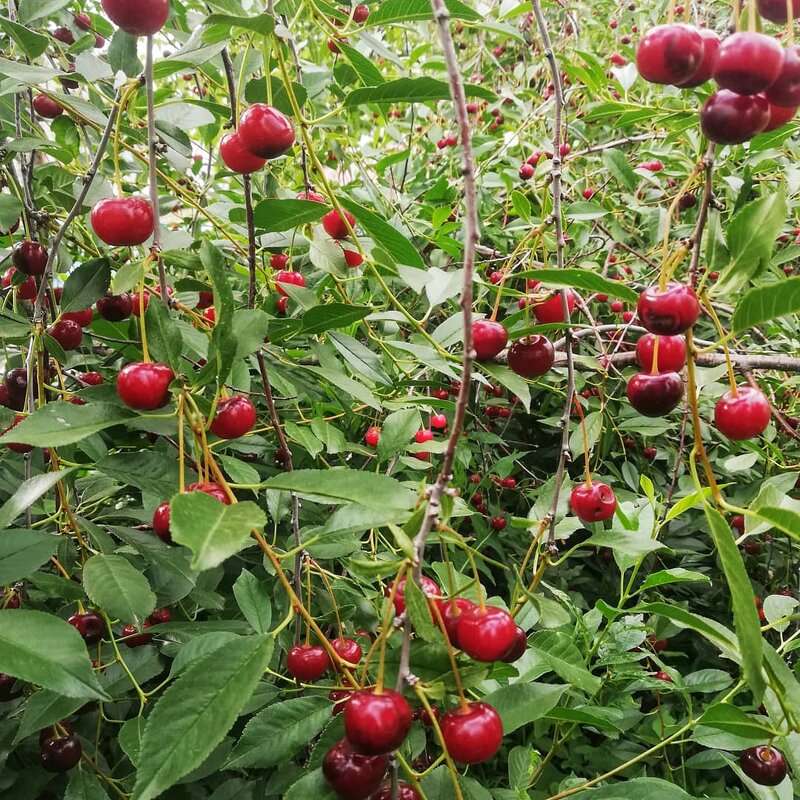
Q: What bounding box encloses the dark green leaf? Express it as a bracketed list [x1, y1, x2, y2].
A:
[61, 259, 111, 313]
[529, 631, 600, 693]
[232, 569, 272, 634]
[731, 276, 800, 333]
[65, 769, 112, 800]
[0, 16, 49, 58]
[0, 469, 76, 529]
[377, 407, 421, 461]
[300, 304, 371, 335]
[108, 29, 142, 76]
[0, 195, 22, 232]
[0, 529, 58, 584]
[82, 554, 157, 624]
[251, 199, 328, 232]
[336, 42, 384, 86]
[516, 268, 639, 304]
[483, 683, 566, 734]
[366, 0, 480, 26]
[15, 689, 85, 745]
[345, 77, 495, 107]
[284, 769, 338, 800]
[403, 575, 438, 642]
[145, 300, 183, 372]
[340, 198, 423, 268]
[205, 12, 275, 34]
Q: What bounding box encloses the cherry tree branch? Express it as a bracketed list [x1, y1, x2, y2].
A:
[688, 143, 716, 288]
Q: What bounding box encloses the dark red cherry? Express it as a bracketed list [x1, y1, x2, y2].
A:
[238, 104, 295, 159]
[635, 24, 704, 85]
[52, 26, 74, 44]
[714, 32, 784, 95]
[457, 605, 517, 662]
[121, 621, 152, 647]
[148, 606, 171, 625]
[323, 739, 387, 800]
[637, 282, 700, 335]
[570, 481, 617, 523]
[635, 334, 686, 373]
[209, 395, 256, 439]
[676, 28, 720, 87]
[740, 745, 787, 786]
[61, 307, 94, 327]
[532, 289, 576, 323]
[47, 319, 83, 351]
[507, 334, 554, 377]
[185, 481, 231, 504]
[91, 197, 154, 247]
[13, 241, 48, 275]
[627, 372, 684, 416]
[40, 734, 82, 772]
[344, 689, 413, 755]
[286, 644, 331, 681]
[101, 0, 170, 36]
[219, 131, 267, 174]
[441, 597, 475, 647]
[764, 100, 798, 131]
[0, 673, 21, 701]
[714, 385, 771, 440]
[330, 637, 363, 669]
[116, 362, 174, 410]
[701, 90, 771, 144]
[322, 209, 356, 239]
[370, 782, 421, 799]
[387, 575, 442, 616]
[501, 626, 527, 663]
[152, 502, 171, 543]
[765, 46, 800, 107]
[758, 0, 800, 23]
[473, 319, 508, 361]
[32, 95, 63, 119]
[97, 292, 134, 321]
[68, 611, 105, 644]
[329, 689, 353, 715]
[440, 702, 503, 764]
[3, 414, 33, 453]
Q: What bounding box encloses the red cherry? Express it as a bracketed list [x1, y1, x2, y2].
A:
[431, 413, 447, 429]
[323, 739, 387, 799]
[32, 95, 63, 119]
[676, 28, 720, 87]
[701, 90, 771, 144]
[714, 385, 771, 440]
[152, 502, 172, 543]
[101, 0, 169, 35]
[274, 270, 306, 295]
[415, 428, 434, 443]
[654, 670, 673, 682]
[440, 702, 503, 764]
[149, 606, 171, 625]
[322, 209, 356, 239]
[627, 371, 684, 416]
[297, 190, 327, 202]
[635, 334, 686, 372]
[209, 396, 256, 439]
[764, 100, 798, 131]
[364, 426, 380, 446]
[490, 515, 507, 530]
[352, 4, 370, 22]
[757, 0, 800, 23]
[3, 269, 36, 301]
[344, 249, 363, 267]
[329, 689, 353, 715]
[344, 689, 413, 755]
[472, 319, 508, 361]
[185, 481, 231, 504]
[67, 611, 105, 644]
[457, 605, 516, 662]
[276, 295, 288, 314]
[507, 335, 555, 378]
[635, 24, 704, 85]
[370, 782, 420, 800]
[47, 319, 83, 351]
[91, 197, 154, 246]
[643, 446, 657, 459]
[0, 673, 21, 701]
[501, 626, 527, 662]
[2, 416, 29, 452]
[440, 598, 475, 647]
[570, 481, 617, 523]
[533, 289, 576, 323]
[331, 637, 363, 668]
[636, 282, 700, 336]
[714, 32, 784, 96]
[238, 104, 295, 159]
[765, 46, 800, 108]
[519, 163, 534, 180]
[97, 293, 134, 321]
[219, 131, 267, 174]
[286, 644, 331, 681]
[52, 26, 75, 44]
[731, 514, 745, 534]
[79, 371, 103, 386]
[13, 241, 48, 275]
[74, 13, 92, 30]
[195, 291, 213, 310]
[61, 308, 94, 326]
[121, 622, 152, 648]
[116, 362, 174, 410]
[740, 745, 787, 786]
[432, 388, 449, 400]
[387, 575, 442, 616]
[270, 253, 289, 270]
[41, 734, 82, 773]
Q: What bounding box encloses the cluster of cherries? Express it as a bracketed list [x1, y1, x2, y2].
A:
[637, 18, 800, 145]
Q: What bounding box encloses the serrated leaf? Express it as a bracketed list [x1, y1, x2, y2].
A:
[284, 768, 339, 800]
[365, 0, 480, 25]
[300, 303, 371, 335]
[404, 574, 438, 642]
[529, 631, 600, 693]
[0, 529, 58, 584]
[639, 568, 711, 592]
[752, 506, 800, 543]
[200, 240, 236, 387]
[61, 259, 111, 313]
[0, 469, 76, 529]
[516, 268, 639, 304]
[340, 198, 424, 268]
[731, 276, 800, 333]
[205, 12, 275, 34]
[251, 199, 327, 232]
[377, 407, 421, 460]
[65, 769, 112, 800]
[82, 554, 156, 624]
[232, 569, 272, 634]
[0, 16, 48, 59]
[588, 778, 694, 799]
[483, 683, 566, 734]
[336, 42, 384, 86]
[144, 300, 183, 372]
[14, 689, 85, 745]
[565, 201, 608, 221]
[345, 77, 495, 107]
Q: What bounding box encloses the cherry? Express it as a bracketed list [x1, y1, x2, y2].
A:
[490, 515, 507, 530]
[270, 253, 289, 270]
[519, 163, 534, 180]
[627, 371, 684, 416]
[635, 24, 704, 85]
[570, 481, 617, 523]
[329, 689, 353, 715]
[132, 288, 151, 317]
[764, 100, 798, 131]
[149, 606, 172, 625]
[196, 291, 213, 309]
[740, 745, 787, 786]
[507, 335, 555, 377]
[701, 90, 771, 144]
[101, 0, 170, 36]
[297, 190, 327, 202]
[75, 12, 92, 30]
[185, 481, 231, 504]
[501, 626, 527, 662]
[415, 428, 434, 444]
[52, 26, 75, 44]
[47, 319, 83, 351]
[209, 395, 256, 439]
[635, 334, 686, 372]
[2, 268, 36, 301]
[152, 502, 171, 543]
[440, 702, 503, 764]
[758, 0, 800, 23]
[731, 514, 745, 534]
[714, 32, 783, 95]
[68, 611, 105, 644]
[654, 670, 673, 683]
[643, 446, 657, 459]
[676, 28, 720, 87]
[714, 385, 771, 440]
[5, 368, 29, 410]
[457, 605, 516, 662]
[32, 95, 63, 119]
[41, 734, 82, 773]
[116, 362, 174, 410]
[331, 637, 363, 668]
[0, 673, 21, 701]
[370, 783, 420, 800]
[322, 209, 356, 239]
[431, 413, 447, 429]
[765, 46, 800, 108]
[364, 426, 380, 446]
[97, 292, 134, 321]
[219, 131, 267, 174]
[91, 197, 154, 247]
[440, 597, 475, 647]
[387, 575, 442, 616]
[121, 622, 152, 647]
[13, 241, 48, 275]
[238, 104, 295, 159]
[473, 319, 508, 361]
[636, 282, 700, 336]
[344, 689, 413, 754]
[3, 415, 33, 453]
[532, 289, 575, 323]
[343, 249, 363, 267]
[322, 739, 387, 800]
[286, 644, 331, 681]
[61, 308, 94, 326]
[275, 270, 306, 295]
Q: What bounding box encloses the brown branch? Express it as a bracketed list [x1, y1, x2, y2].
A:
[688, 143, 716, 288]
[570, 133, 666, 160]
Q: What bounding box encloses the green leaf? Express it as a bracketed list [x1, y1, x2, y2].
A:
[529, 631, 600, 693]
[108, 30, 142, 77]
[131, 635, 273, 800]
[340, 198, 424, 268]
[751, 506, 800, 543]
[366, 0, 481, 25]
[145, 300, 183, 372]
[336, 42, 384, 86]
[516, 268, 639, 304]
[731, 276, 800, 333]
[696, 704, 775, 739]
[65, 769, 112, 800]
[170, 492, 265, 572]
[637, 601, 739, 657]
[0, 610, 107, 699]
[329, 332, 392, 385]
[0, 195, 22, 232]
[0, 57, 61, 83]
[18, 0, 70, 23]
[510, 190, 531, 223]
[82, 555, 157, 625]
[251, 199, 328, 232]
[664, 488, 714, 522]
[300, 304, 372, 335]
[15, 689, 85, 745]
[61, 259, 111, 313]
[377, 407, 421, 460]
[205, 12, 275, 35]
[705, 506, 765, 702]
[346, 77, 495, 107]
[284, 769, 339, 800]
[0, 17, 48, 59]
[602, 148, 637, 191]
[565, 201, 608, 221]
[200, 240, 236, 387]
[588, 778, 694, 799]
[0, 402, 134, 447]
[226, 696, 332, 768]
[232, 569, 272, 634]
[0, 469, 76, 529]
[243, 75, 308, 117]
[480, 363, 531, 413]
[232, 309, 270, 358]
[0, 529, 58, 584]
[483, 683, 566, 734]
[403, 575, 438, 642]
[263, 468, 417, 510]
[584, 530, 666, 558]
[639, 568, 711, 593]
[98, 452, 180, 497]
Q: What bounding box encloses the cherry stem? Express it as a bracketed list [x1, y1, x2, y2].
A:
[177, 395, 185, 493]
[137, 280, 150, 363]
[572, 393, 593, 486]
[659, 167, 701, 291]
[702, 296, 738, 397]
[360, 564, 406, 687]
[430, 600, 468, 709]
[304, 557, 312, 646]
[650, 336, 660, 376]
[310, 558, 344, 638]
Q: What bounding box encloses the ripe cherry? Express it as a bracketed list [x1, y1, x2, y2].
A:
[457, 605, 516, 662]
[116, 362, 174, 410]
[431, 413, 447, 429]
[701, 90, 770, 144]
[101, 0, 170, 35]
[47, 319, 83, 351]
[331, 637, 363, 668]
[3, 415, 32, 453]
[97, 292, 134, 321]
[149, 606, 172, 625]
[68, 611, 105, 644]
[41, 734, 82, 773]
[371, 782, 420, 800]
[765, 46, 800, 108]
[758, 0, 800, 23]
[343, 249, 363, 267]
[322, 209, 356, 239]
[286, 644, 331, 681]
[501, 626, 527, 662]
[352, 4, 370, 22]
[91, 198, 154, 246]
[387, 575, 442, 616]
[676, 28, 720, 87]
[219, 131, 267, 174]
[519, 163, 534, 180]
[364, 426, 380, 446]
[440, 702, 503, 764]
[764, 100, 798, 131]
[635, 334, 686, 372]
[152, 502, 171, 543]
[185, 481, 231, 504]
[61, 308, 94, 326]
[635, 24, 704, 85]
[0, 673, 21, 701]
[637, 282, 700, 336]
[322, 739, 387, 799]
[472, 319, 508, 361]
[238, 104, 295, 159]
[32, 95, 63, 119]
[532, 289, 576, 323]
[13, 241, 48, 275]
[441, 597, 475, 647]
[570, 481, 617, 523]
[507, 335, 554, 377]
[714, 385, 771, 440]
[274, 270, 306, 295]
[344, 689, 413, 754]
[52, 26, 74, 44]
[627, 371, 684, 416]
[121, 622, 152, 647]
[714, 32, 783, 96]
[740, 745, 787, 786]
[209, 395, 256, 439]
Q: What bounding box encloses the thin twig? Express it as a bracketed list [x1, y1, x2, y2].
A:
[688, 143, 716, 288]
